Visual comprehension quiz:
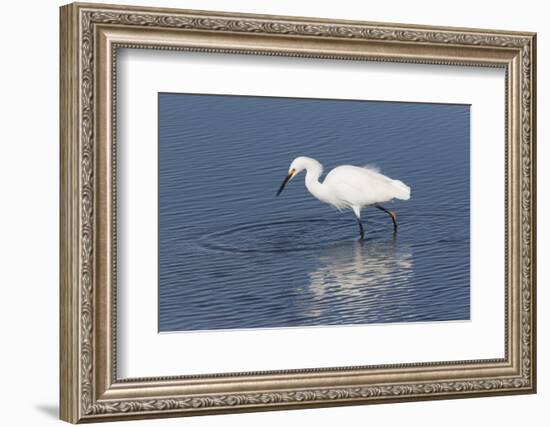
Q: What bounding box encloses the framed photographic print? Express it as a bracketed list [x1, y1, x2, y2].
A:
[59, 2, 537, 423]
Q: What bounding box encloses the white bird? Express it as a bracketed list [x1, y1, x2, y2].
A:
[276, 156, 410, 239]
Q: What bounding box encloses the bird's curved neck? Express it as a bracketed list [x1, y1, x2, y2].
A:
[304, 165, 327, 201]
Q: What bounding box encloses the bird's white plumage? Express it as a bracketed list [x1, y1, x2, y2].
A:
[277, 156, 410, 237]
[323, 165, 410, 209]
[284, 156, 410, 215]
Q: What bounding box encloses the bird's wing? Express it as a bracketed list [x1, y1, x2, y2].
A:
[325, 165, 392, 190]
[324, 165, 410, 204]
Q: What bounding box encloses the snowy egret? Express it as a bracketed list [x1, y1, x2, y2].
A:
[276, 156, 410, 239]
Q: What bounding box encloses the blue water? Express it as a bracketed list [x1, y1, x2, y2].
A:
[158, 93, 470, 332]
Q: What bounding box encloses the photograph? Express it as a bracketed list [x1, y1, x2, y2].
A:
[158, 93, 470, 332]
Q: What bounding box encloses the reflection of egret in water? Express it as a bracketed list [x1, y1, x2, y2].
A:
[298, 239, 415, 325]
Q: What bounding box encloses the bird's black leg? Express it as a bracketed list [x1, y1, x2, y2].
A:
[375, 205, 398, 231]
[355, 215, 365, 240]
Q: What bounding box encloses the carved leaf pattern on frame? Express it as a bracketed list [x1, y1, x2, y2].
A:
[77, 9, 534, 416]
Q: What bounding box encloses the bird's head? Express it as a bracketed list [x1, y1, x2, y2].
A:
[276, 157, 319, 196]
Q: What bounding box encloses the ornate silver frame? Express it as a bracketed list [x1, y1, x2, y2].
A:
[60, 2, 537, 423]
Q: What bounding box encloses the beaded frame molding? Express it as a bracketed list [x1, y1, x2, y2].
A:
[60, 2, 536, 423]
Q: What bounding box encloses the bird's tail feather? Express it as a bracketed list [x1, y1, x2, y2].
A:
[392, 180, 411, 200]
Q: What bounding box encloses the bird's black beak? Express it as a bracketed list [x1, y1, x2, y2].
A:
[276, 170, 294, 196]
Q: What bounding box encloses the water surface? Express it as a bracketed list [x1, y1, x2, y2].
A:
[159, 93, 470, 332]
